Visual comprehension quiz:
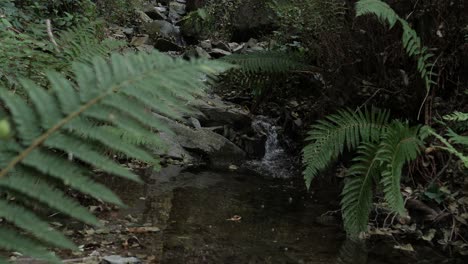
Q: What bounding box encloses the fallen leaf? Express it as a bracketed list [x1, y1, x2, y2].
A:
[226, 215, 242, 221]
[127, 226, 161, 233]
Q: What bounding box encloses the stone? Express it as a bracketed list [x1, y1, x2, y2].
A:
[209, 48, 232, 58]
[130, 34, 149, 46]
[143, 6, 168, 20]
[229, 42, 245, 53]
[212, 41, 231, 52]
[142, 20, 180, 40]
[169, 1, 186, 22]
[135, 10, 153, 24]
[153, 114, 246, 168]
[122, 27, 134, 36]
[230, 1, 277, 41]
[184, 46, 211, 59]
[136, 44, 155, 53]
[101, 255, 141, 264]
[189, 117, 202, 129]
[200, 40, 212, 50]
[154, 38, 183, 52]
[190, 95, 252, 128]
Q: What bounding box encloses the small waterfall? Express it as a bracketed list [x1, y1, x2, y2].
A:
[246, 117, 291, 178]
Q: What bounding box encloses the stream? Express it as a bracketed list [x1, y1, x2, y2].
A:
[104, 117, 461, 264]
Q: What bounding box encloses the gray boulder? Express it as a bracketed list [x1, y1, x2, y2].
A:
[190, 95, 252, 128]
[154, 114, 246, 168]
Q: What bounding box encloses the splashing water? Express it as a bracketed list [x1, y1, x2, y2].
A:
[246, 116, 292, 178]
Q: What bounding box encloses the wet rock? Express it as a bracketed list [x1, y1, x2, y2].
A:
[190, 95, 252, 128]
[241, 135, 266, 158]
[154, 114, 246, 168]
[154, 38, 183, 52]
[101, 255, 141, 264]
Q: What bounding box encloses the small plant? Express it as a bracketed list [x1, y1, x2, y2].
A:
[303, 108, 426, 235]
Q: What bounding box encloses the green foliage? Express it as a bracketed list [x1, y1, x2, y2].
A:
[181, 8, 213, 40]
[427, 129, 468, 168]
[269, 0, 347, 63]
[356, 0, 437, 94]
[222, 51, 308, 74]
[220, 51, 310, 96]
[0, 51, 230, 261]
[0, 22, 124, 89]
[2, 0, 96, 28]
[303, 108, 390, 187]
[95, 0, 142, 25]
[443, 111, 468, 122]
[303, 108, 425, 235]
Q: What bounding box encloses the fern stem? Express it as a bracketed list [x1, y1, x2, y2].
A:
[0, 71, 153, 179]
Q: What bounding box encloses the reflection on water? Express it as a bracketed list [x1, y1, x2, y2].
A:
[115, 169, 459, 264]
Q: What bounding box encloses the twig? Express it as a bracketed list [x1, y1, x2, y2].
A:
[417, 52, 442, 121]
[356, 88, 381, 112]
[46, 19, 60, 52]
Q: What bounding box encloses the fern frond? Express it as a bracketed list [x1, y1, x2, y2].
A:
[0, 227, 62, 264]
[443, 111, 468, 122]
[356, 0, 436, 93]
[221, 51, 309, 74]
[0, 51, 230, 259]
[303, 107, 390, 188]
[0, 200, 76, 250]
[378, 122, 423, 214]
[428, 128, 468, 168]
[342, 142, 380, 234]
[447, 129, 468, 146]
[56, 23, 125, 66]
[356, 0, 398, 28]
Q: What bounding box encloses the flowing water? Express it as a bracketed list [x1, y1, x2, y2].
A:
[245, 116, 294, 178]
[111, 118, 462, 263]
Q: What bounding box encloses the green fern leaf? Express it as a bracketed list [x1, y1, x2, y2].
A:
[303, 107, 390, 188]
[378, 122, 423, 214]
[0, 200, 76, 250]
[0, 227, 62, 264]
[428, 128, 468, 168]
[355, 0, 398, 28]
[0, 172, 100, 226]
[443, 111, 468, 122]
[356, 0, 436, 97]
[342, 142, 380, 234]
[221, 51, 309, 74]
